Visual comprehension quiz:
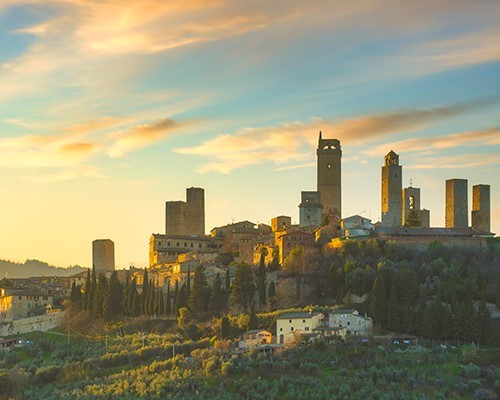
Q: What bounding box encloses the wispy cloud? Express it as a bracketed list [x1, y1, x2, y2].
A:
[107, 118, 179, 158]
[175, 98, 499, 173]
[365, 127, 500, 157]
[0, 115, 184, 181]
[407, 153, 500, 170]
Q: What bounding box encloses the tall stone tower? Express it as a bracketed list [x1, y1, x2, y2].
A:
[186, 187, 205, 236]
[299, 191, 323, 227]
[445, 179, 468, 228]
[317, 132, 342, 221]
[92, 239, 115, 273]
[165, 187, 205, 236]
[472, 184, 490, 232]
[381, 150, 402, 227]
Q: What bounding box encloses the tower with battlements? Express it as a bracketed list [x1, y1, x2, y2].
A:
[317, 132, 342, 222]
[165, 187, 205, 236]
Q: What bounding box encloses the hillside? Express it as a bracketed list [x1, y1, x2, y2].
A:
[0, 259, 87, 279]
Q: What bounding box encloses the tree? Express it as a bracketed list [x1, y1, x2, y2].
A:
[208, 273, 225, 315]
[370, 272, 388, 327]
[248, 301, 258, 330]
[93, 274, 107, 317]
[142, 268, 149, 315]
[257, 257, 267, 308]
[175, 283, 188, 313]
[221, 316, 231, 339]
[404, 210, 421, 227]
[230, 263, 256, 311]
[82, 269, 91, 311]
[177, 307, 191, 328]
[165, 285, 172, 316]
[189, 265, 209, 313]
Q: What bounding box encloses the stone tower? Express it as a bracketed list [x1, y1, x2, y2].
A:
[186, 187, 205, 236]
[317, 132, 342, 221]
[381, 150, 402, 226]
[299, 191, 323, 227]
[165, 187, 205, 236]
[92, 239, 115, 273]
[472, 184, 490, 232]
[445, 179, 468, 228]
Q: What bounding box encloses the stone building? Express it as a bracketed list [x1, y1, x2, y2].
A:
[92, 239, 115, 273]
[299, 191, 323, 228]
[317, 132, 342, 221]
[329, 309, 373, 337]
[402, 186, 430, 228]
[165, 187, 205, 236]
[0, 288, 54, 323]
[381, 150, 402, 227]
[271, 216, 292, 233]
[472, 184, 490, 232]
[149, 234, 223, 267]
[445, 179, 468, 228]
[275, 229, 315, 264]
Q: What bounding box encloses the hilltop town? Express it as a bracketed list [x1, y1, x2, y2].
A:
[0, 133, 498, 399]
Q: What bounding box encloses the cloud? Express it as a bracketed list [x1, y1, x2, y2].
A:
[365, 127, 500, 157]
[175, 98, 499, 173]
[107, 118, 179, 158]
[407, 153, 500, 170]
[59, 142, 97, 155]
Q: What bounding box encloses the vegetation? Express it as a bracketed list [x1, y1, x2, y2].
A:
[1, 330, 498, 399]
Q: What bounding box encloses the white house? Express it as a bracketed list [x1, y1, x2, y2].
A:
[276, 312, 324, 345]
[329, 309, 372, 337]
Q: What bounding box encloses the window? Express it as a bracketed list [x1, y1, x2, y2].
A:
[280, 328, 283, 331]
[184, 242, 187, 247]
[167, 242, 170, 246]
[347, 321, 350, 326]
[176, 242, 180, 247]
[190, 243, 193, 247]
[199, 244, 202, 248]
[289, 319, 292, 323]
[291, 327, 294, 331]
[305, 327, 309, 331]
[158, 241, 162, 246]
[302, 319, 305, 323]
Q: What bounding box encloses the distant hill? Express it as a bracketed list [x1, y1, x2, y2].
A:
[0, 259, 87, 279]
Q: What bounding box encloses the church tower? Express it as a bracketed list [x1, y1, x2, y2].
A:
[381, 150, 402, 226]
[316, 132, 342, 221]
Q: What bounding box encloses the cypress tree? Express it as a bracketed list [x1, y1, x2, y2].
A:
[159, 287, 165, 316]
[221, 315, 231, 339]
[248, 301, 258, 330]
[225, 269, 230, 290]
[142, 269, 149, 315]
[165, 285, 172, 316]
[186, 266, 191, 299]
[132, 291, 141, 317]
[93, 274, 107, 317]
[209, 273, 224, 315]
[257, 261, 267, 308]
[189, 265, 208, 313]
[82, 269, 91, 311]
[230, 263, 256, 312]
[175, 283, 188, 312]
[173, 280, 179, 314]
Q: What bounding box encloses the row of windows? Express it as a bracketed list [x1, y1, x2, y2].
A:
[158, 241, 222, 249]
[279, 326, 310, 332]
[18, 296, 49, 301]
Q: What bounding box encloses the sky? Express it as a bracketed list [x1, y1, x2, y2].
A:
[0, 0, 499, 269]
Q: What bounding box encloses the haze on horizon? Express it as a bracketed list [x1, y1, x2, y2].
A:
[0, 1, 499, 269]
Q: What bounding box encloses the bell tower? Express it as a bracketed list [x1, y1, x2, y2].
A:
[316, 132, 342, 221]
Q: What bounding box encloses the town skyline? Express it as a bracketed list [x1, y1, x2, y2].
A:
[1, 1, 499, 268]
